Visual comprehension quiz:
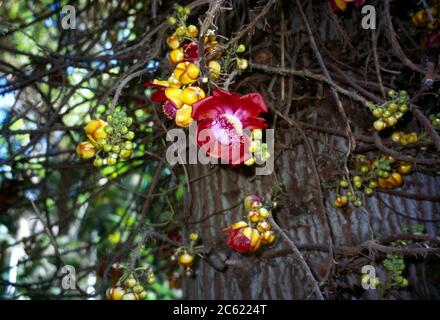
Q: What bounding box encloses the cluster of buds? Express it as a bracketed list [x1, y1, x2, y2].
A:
[106, 269, 155, 300]
[76, 110, 135, 167]
[391, 131, 419, 146]
[244, 129, 271, 166]
[412, 6, 439, 30]
[172, 232, 200, 277]
[146, 5, 248, 127]
[383, 254, 409, 288]
[365, 90, 410, 132]
[429, 112, 440, 130]
[329, 0, 365, 12]
[145, 5, 203, 127]
[223, 195, 276, 254]
[334, 155, 411, 208]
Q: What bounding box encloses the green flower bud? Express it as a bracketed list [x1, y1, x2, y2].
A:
[236, 44, 246, 53]
[125, 117, 133, 127]
[124, 141, 134, 150]
[107, 157, 117, 166]
[104, 125, 114, 134]
[103, 144, 112, 153]
[120, 149, 132, 159]
[93, 158, 103, 167]
[112, 145, 121, 153]
[387, 89, 397, 98]
[97, 138, 107, 146]
[121, 127, 129, 135]
[167, 16, 177, 25]
[125, 131, 135, 140]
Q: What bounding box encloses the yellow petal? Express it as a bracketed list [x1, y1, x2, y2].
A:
[175, 104, 193, 127]
[165, 88, 183, 109]
[186, 63, 200, 79]
[76, 141, 96, 159]
[250, 229, 261, 250]
[153, 79, 170, 87]
[181, 87, 205, 105]
[84, 119, 104, 135]
[223, 221, 248, 232]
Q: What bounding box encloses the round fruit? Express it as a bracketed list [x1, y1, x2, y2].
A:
[334, 196, 348, 208]
[391, 131, 403, 143]
[107, 157, 117, 166]
[189, 232, 199, 242]
[399, 104, 408, 113]
[138, 291, 148, 299]
[124, 277, 137, 288]
[178, 252, 195, 268]
[93, 158, 103, 167]
[386, 116, 397, 127]
[339, 180, 349, 188]
[109, 286, 125, 300]
[176, 26, 187, 36]
[167, 16, 177, 25]
[387, 89, 397, 98]
[397, 163, 412, 175]
[236, 44, 246, 53]
[372, 108, 383, 118]
[353, 200, 362, 207]
[133, 284, 144, 293]
[373, 120, 387, 131]
[122, 293, 139, 300]
[387, 103, 398, 113]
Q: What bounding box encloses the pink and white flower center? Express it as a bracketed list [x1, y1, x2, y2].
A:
[211, 114, 243, 145]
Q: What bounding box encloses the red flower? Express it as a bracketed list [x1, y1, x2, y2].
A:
[192, 89, 268, 164]
[224, 221, 261, 253]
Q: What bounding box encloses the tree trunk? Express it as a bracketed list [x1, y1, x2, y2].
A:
[184, 102, 440, 300]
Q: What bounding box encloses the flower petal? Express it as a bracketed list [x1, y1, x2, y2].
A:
[235, 93, 268, 120]
[192, 96, 224, 120]
[150, 89, 167, 103]
[241, 117, 268, 130]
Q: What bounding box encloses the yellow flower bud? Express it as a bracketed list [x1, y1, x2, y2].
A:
[257, 221, 271, 233]
[174, 62, 199, 85]
[257, 207, 270, 220]
[189, 232, 199, 242]
[252, 129, 263, 140]
[260, 230, 276, 244]
[175, 104, 193, 127]
[247, 211, 259, 223]
[84, 119, 108, 144]
[76, 141, 96, 159]
[167, 35, 181, 49]
[169, 48, 184, 65]
[186, 25, 198, 38]
[237, 58, 248, 70]
[208, 60, 221, 79]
